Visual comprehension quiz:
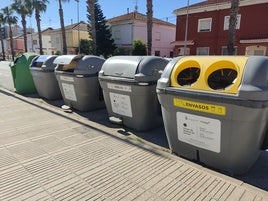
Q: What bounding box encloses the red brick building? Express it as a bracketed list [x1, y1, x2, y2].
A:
[172, 0, 268, 56]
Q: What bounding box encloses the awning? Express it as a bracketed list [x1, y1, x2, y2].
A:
[240, 38, 268, 44]
[170, 40, 195, 46]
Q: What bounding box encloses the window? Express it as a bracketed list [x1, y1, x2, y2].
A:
[224, 15, 241, 30]
[178, 47, 190, 55]
[198, 18, 212, 32]
[114, 30, 121, 40]
[56, 37, 60, 44]
[254, 50, 265, 56]
[154, 51, 160, 56]
[155, 32, 161, 41]
[221, 46, 237, 55]
[196, 47, 209, 55]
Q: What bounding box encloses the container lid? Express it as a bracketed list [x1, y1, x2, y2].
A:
[74, 55, 105, 75]
[14, 52, 38, 64]
[168, 56, 248, 94]
[31, 55, 57, 71]
[100, 56, 169, 82]
[54, 55, 82, 71]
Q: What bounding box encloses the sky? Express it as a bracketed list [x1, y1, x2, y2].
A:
[0, 0, 204, 31]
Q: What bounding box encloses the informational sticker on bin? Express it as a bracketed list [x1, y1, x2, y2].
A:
[173, 98, 226, 116]
[177, 112, 221, 153]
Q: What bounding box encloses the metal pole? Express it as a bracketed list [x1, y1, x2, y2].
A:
[75, 0, 80, 54]
[183, 0, 190, 55]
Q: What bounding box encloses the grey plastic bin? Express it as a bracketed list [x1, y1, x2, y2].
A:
[30, 55, 62, 100]
[99, 56, 169, 131]
[157, 56, 268, 175]
[54, 55, 105, 112]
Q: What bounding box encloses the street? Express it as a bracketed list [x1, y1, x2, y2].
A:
[0, 61, 15, 91]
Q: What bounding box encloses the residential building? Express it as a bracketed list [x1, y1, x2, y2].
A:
[172, 0, 268, 56]
[47, 22, 90, 54]
[107, 11, 176, 57]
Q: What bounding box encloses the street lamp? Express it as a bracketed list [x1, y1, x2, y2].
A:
[183, 0, 190, 55]
[75, 0, 80, 54]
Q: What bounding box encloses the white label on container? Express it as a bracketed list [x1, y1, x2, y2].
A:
[60, 75, 74, 82]
[109, 92, 132, 117]
[61, 83, 77, 101]
[176, 112, 221, 153]
[107, 83, 131, 92]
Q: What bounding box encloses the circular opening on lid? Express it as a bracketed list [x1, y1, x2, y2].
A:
[207, 68, 238, 90]
[177, 67, 200, 86]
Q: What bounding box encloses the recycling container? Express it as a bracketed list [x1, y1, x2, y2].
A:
[99, 56, 169, 131]
[54, 55, 105, 111]
[157, 56, 268, 175]
[30, 55, 62, 100]
[9, 52, 38, 94]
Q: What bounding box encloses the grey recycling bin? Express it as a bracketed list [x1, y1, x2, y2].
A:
[99, 56, 169, 131]
[157, 56, 268, 175]
[30, 55, 62, 100]
[54, 55, 105, 111]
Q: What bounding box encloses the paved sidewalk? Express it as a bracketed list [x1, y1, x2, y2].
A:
[0, 88, 268, 201]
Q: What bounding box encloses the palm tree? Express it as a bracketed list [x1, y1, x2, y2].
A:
[58, 0, 69, 55]
[146, 0, 153, 55]
[227, 0, 240, 55]
[11, 0, 32, 52]
[0, 13, 6, 60]
[2, 6, 18, 61]
[87, 0, 96, 55]
[31, 0, 48, 55]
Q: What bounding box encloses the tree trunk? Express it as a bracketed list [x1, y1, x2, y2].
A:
[146, 0, 153, 55]
[0, 25, 6, 60]
[21, 12, 28, 52]
[9, 24, 14, 61]
[227, 0, 239, 55]
[88, 0, 96, 55]
[35, 9, 43, 55]
[59, 0, 67, 54]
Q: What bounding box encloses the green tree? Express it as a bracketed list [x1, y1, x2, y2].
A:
[31, 0, 48, 55]
[78, 39, 91, 54]
[146, 0, 153, 55]
[87, 0, 116, 58]
[227, 0, 240, 55]
[132, 39, 147, 55]
[2, 6, 18, 61]
[87, 0, 96, 55]
[57, 0, 69, 54]
[11, 0, 32, 52]
[0, 13, 6, 60]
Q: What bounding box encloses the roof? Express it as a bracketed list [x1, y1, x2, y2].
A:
[108, 11, 175, 27]
[173, 0, 268, 15]
[46, 22, 88, 34]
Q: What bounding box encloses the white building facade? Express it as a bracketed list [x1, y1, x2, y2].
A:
[108, 12, 176, 57]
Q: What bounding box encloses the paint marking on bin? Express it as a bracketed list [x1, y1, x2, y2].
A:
[173, 98, 226, 116]
[109, 92, 132, 117]
[107, 83, 131, 92]
[177, 112, 221, 153]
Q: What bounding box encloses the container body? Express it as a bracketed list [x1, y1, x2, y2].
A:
[99, 79, 162, 131]
[10, 53, 38, 94]
[30, 55, 61, 100]
[157, 56, 268, 175]
[99, 56, 169, 131]
[55, 72, 104, 111]
[54, 55, 105, 112]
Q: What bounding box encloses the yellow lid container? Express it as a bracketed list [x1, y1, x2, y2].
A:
[170, 56, 249, 94]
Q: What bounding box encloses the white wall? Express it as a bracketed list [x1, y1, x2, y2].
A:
[110, 20, 175, 57]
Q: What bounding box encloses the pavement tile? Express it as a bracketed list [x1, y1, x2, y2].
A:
[0, 88, 268, 200]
